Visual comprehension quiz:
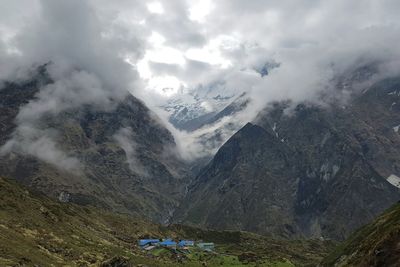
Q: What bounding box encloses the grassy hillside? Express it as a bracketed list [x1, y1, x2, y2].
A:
[321, 202, 400, 267]
[0, 176, 332, 266]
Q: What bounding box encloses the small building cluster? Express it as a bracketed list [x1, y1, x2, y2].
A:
[138, 238, 214, 252]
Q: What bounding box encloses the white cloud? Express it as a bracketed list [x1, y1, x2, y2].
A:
[147, 2, 164, 14]
[1, 0, 400, 162]
[188, 0, 214, 23]
[185, 35, 235, 68]
[0, 0, 146, 170]
[0, 125, 82, 172]
[114, 127, 148, 177]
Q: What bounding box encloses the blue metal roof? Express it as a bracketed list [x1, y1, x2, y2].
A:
[138, 239, 160, 246]
[178, 240, 195, 246]
[160, 240, 177, 246]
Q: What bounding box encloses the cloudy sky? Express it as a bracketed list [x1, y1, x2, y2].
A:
[1, 0, 400, 161]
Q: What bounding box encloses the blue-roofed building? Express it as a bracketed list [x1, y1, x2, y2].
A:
[178, 240, 195, 247]
[159, 239, 177, 248]
[138, 239, 160, 247]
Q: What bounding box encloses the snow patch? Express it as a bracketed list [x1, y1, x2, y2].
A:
[272, 122, 277, 132]
[320, 162, 340, 181]
[393, 125, 400, 133]
[388, 90, 400, 96]
[332, 164, 340, 177]
[163, 86, 237, 129]
[320, 162, 330, 181]
[321, 132, 330, 147]
[272, 122, 279, 137]
[387, 174, 400, 189]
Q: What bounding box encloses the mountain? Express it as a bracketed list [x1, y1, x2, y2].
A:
[174, 76, 400, 240]
[165, 61, 276, 132]
[163, 85, 239, 132]
[164, 90, 251, 177]
[0, 176, 332, 266]
[0, 66, 188, 223]
[321, 202, 400, 267]
[198, 93, 250, 130]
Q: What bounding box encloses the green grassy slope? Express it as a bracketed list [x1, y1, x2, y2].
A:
[170, 224, 334, 266]
[0, 176, 172, 266]
[0, 177, 332, 266]
[321, 203, 400, 267]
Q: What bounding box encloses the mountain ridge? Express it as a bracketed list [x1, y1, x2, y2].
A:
[174, 76, 400, 240]
[0, 66, 190, 223]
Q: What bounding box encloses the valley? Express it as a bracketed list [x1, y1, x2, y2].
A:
[0, 176, 333, 266]
[1, 66, 400, 266]
[1, 1, 400, 265]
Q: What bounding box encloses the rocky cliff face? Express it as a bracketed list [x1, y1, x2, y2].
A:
[174, 76, 400, 240]
[0, 67, 188, 223]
